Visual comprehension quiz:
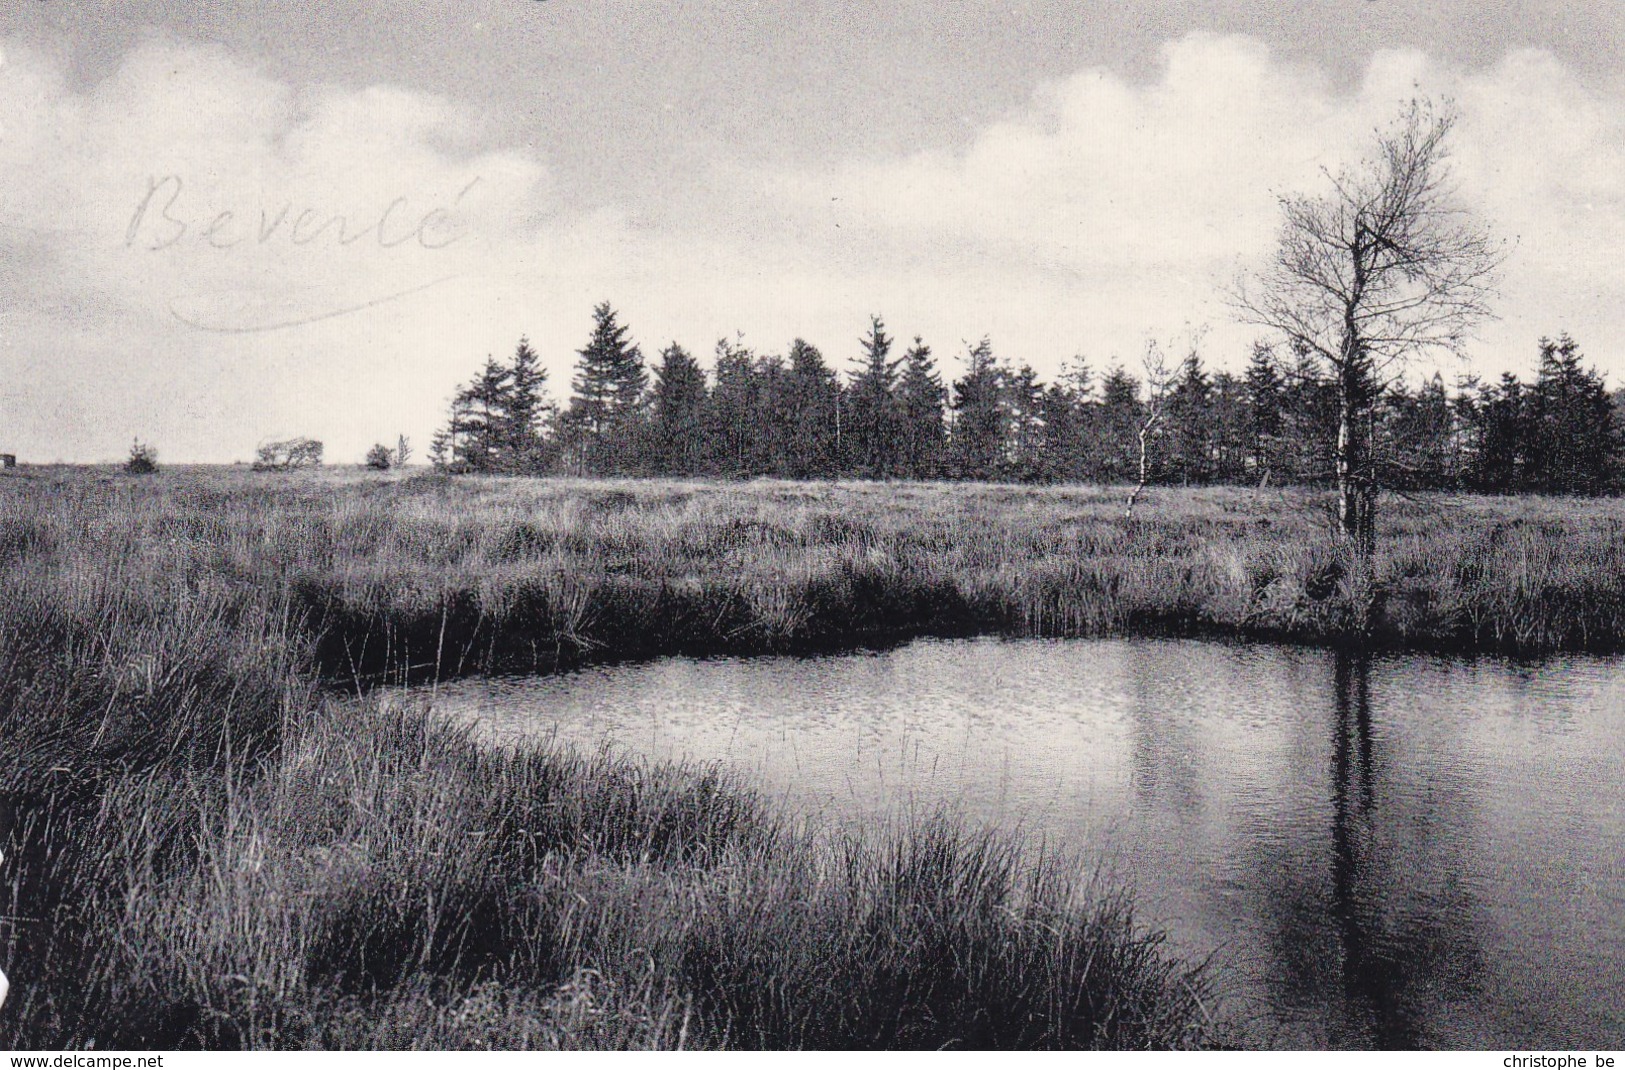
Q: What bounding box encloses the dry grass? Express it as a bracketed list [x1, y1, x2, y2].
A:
[8, 466, 1621, 686]
[0, 699, 1214, 1050]
[12, 461, 1625, 679]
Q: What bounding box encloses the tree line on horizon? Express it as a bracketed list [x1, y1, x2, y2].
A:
[428, 301, 1625, 497]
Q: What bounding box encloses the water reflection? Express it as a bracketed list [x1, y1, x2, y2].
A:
[1329, 651, 1416, 1047]
[1248, 651, 1492, 1047]
[427, 637, 1625, 1048]
[1126, 641, 1202, 816]
[1329, 651, 1402, 1044]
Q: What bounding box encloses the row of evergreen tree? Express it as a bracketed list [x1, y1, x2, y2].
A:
[429, 303, 1625, 495]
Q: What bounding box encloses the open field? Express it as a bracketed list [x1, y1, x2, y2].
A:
[3, 466, 1624, 1048]
[7, 466, 1623, 681]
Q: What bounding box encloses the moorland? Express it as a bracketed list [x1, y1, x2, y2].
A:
[3, 466, 1623, 1049]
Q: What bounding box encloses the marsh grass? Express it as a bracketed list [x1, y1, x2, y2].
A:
[4, 467, 1621, 1048]
[7, 470, 1619, 690]
[1, 701, 1212, 1049]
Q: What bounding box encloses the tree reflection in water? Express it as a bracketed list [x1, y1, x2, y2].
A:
[1245, 650, 1488, 1048]
[1328, 649, 1417, 1046]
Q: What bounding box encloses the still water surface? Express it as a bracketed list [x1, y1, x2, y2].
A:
[425, 638, 1625, 1049]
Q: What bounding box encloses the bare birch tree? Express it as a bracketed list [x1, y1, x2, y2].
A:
[1124, 337, 1178, 520]
[1233, 100, 1504, 557]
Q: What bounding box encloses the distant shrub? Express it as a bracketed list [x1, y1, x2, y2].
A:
[364, 444, 393, 471]
[252, 437, 324, 472]
[125, 439, 158, 475]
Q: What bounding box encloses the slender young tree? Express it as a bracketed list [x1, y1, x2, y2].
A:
[1125, 340, 1176, 519]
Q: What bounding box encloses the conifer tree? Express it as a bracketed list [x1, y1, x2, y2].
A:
[1163, 352, 1213, 485]
[751, 351, 799, 477]
[505, 337, 552, 472]
[1003, 363, 1046, 480]
[566, 302, 647, 474]
[1096, 366, 1144, 484]
[844, 316, 904, 478]
[1463, 372, 1527, 492]
[1208, 371, 1251, 484]
[450, 355, 513, 472]
[1379, 374, 1456, 489]
[784, 339, 840, 478]
[1245, 343, 1284, 485]
[1528, 333, 1620, 495]
[1037, 355, 1096, 482]
[428, 426, 451, 470]
[1278, 346, 1339, 484]
[648, 342, 708, 475]
[896, 337, 946, 479]
[434, 339, 554, 474]
[705, 336, 757, 476]
[948, 337, 1005, 481]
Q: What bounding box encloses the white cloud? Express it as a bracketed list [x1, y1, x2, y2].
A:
[733, 34, 1625, 382]
[2, 31, 1624, 462]
[0, 36, 554, 462]
[756, 36, 1355, 272]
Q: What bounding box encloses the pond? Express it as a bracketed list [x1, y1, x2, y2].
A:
[422, 637, 1625, 1049]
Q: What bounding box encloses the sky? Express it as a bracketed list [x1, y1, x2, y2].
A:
[2, 1, 1623, 463]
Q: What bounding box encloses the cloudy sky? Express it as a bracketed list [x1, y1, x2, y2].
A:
[2, 1, 1623, 463]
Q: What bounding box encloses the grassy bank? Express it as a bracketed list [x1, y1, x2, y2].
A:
[0, 699, 1213, 1049]
[0, 468, 1234, 1049]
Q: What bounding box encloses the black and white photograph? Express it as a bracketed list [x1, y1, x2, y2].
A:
[1, 0, 1622, 1055]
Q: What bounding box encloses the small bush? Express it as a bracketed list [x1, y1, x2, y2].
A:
[253, 438, 324, 472]
[125, 439, 159, 475]
[365, 444, 393, 471]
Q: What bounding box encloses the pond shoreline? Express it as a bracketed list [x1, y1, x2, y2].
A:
[314, 612, 1625, 695]
[422, 636, 1625, 1048]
